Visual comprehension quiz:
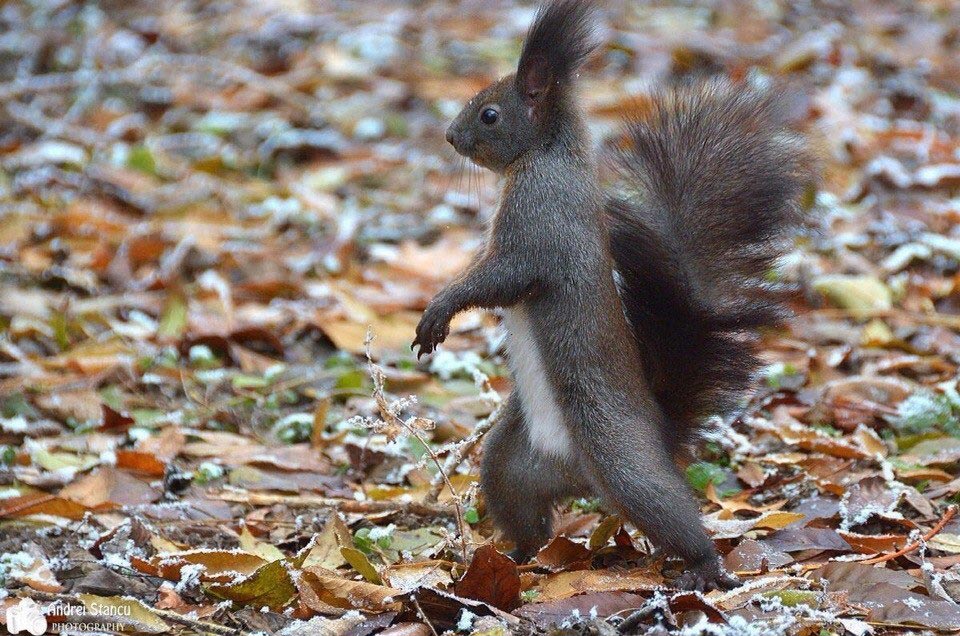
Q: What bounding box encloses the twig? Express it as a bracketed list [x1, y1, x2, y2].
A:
[859, 505, 957, 565]
[425, 371, 502, 503]
[215, 490, 456, 517]
[736, 504, 960, 577]
[360, 331, 471, 562]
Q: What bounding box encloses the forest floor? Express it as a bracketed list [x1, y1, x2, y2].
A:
[1, 0, 960, 634]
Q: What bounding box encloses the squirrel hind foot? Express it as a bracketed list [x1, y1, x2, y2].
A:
[507, 547, 537, 564]
[674, 562, 741, 592]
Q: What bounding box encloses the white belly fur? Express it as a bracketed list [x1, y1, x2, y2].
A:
[502, 307, 572, 458]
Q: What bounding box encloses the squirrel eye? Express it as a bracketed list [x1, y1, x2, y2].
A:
[480, 108, 499, 125]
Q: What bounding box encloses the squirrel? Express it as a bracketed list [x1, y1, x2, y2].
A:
[412, 0, 808, 590]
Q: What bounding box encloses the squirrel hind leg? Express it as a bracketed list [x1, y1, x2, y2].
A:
[576, 414, 738, 590]
[481, 394, 584, 561]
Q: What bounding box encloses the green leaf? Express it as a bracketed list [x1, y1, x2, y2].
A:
[131, 409, 166, 427]
[157, 294, 187, 340]
[127, 144, 158, 175]
[686, 461, 726, 492]
[2, 393, 37, 419]
[341, 546, 382, 584]
[571, 497, 602, 513]
[760, 589, 821, 607]
[273, 413, 312, 443]
[381, 527, 445, 563]
[324, 351, 358, 369]
[407, 436, 430, 461]
[232, 374, 271, 390]
[98, 385, 125, 412]
[205, 550, 308, 611]
[334, 369, 366, 390]
[353, 527, 373, 553]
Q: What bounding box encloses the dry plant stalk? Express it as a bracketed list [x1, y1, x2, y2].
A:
[425, 368, 503, 503]
[356, 331, 470, 562]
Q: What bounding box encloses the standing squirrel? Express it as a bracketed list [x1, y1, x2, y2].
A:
[412, 0, 808, 590]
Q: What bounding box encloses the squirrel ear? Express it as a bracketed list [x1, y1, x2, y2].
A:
[520, 54, 551, 108]
[516, 0, 597, 112]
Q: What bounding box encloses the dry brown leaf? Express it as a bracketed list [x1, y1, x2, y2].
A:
[535, 536, 593, 573]
[535, 568, 661, 601]
[300, 566, 403, 613]
[134, 549, 268, 583]
[702, 510, 805, 539]
[454, 544, 520, 611]
[59, 466, 160, 507]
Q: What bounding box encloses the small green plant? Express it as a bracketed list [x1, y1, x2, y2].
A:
[353, 525, 394, 553]
[571, 497, 602, 513]
[273, 413, 313, 444]
[193, 462, 224, 484]
[894, 390, 959, 435]
[686, 461, 740, 497]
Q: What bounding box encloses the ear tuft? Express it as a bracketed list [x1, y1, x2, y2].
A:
[516, 0, 598, 107]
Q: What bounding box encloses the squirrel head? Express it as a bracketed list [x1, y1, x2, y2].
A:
[445, 0, 598, 173]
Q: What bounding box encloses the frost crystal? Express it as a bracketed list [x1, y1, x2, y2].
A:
[456, 609, 475, 632]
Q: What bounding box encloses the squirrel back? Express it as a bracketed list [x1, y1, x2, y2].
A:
[607, 81, 809, 449]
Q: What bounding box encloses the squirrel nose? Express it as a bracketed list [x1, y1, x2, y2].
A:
[445, 127, 458, 148]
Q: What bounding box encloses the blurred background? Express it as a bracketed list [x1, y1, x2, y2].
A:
[0, 0, 958, 373]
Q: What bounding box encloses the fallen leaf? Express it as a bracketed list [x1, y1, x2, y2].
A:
[341, 546, 382, 584]
[383, 561, 454, 593]
[77, 594, 169, 633]
[0, 493, 89, 520]
[303, 514, 351, 570]
[702, 510, 805, 539]
[59, 466, 160, 507]
[206, 551, 308, 611]
[299, 566, 402, 613]
[239, 526, 285, 562]
[454, 544, 521, 611]
[535, 536, 593, 572]
[134, 549, 268, 583]
[515, 591, 648, 628]
[536, 568, 660, 601]
[589, 515, 621, 550]
[813, 275, 892, 317]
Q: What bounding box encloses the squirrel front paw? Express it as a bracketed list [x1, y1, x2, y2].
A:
[412, 301, 453, 358]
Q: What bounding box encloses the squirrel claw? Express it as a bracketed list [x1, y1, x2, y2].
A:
[413, 303, 451, 359]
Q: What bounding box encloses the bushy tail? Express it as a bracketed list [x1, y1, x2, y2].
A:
[606, 79, 810, 449]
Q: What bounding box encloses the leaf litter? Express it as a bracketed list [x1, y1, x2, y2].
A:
[0, 0, 959, 634]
